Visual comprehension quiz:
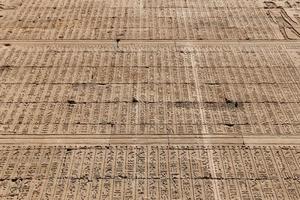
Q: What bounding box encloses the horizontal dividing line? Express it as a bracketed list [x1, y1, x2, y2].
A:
[0, 82, 194, 85]
[0, 82, 298, 85]
[0, 82, 298, 86]
[0, 134, 242, 136]
[0, 135, 242, 138]
[0, 177, 295, 182]
[1, 65, 296, 69]
[0, 39, 300, 45]
[0, 82, 193, 85]
[1, 123, 299, 126]
[0, 145, 299, 152]
[0, 135, 299, 145]
[0, 135, 299, 139]
[0, 101, 298, 104]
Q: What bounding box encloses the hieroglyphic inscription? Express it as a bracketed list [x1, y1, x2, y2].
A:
[0, 145, 299, 199]
[0, 0, 290, 40]
[0, 43, 299, 136]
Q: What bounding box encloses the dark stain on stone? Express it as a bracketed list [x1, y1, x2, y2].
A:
[206, 83, 220, 85]
[118, 175, 127, 179]
[225, 98, 239, 108]
[174, 101, 195, 108]
[11, 178, 18, 182]
[107, 122, 115, 127]
[0, 65, 11, 70]
[132, 97, 139, 103]
[67, 100, 76, 105]
[116, 39, 121, 48]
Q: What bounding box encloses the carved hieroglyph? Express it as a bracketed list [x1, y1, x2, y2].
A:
[263, 1, 300, 39]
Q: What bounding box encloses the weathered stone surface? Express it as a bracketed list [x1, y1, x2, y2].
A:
[0, 145, 299, 199]
[0, 0, 300, 199]
[0, 43, 299, 137]
[0, 0, 299, 40]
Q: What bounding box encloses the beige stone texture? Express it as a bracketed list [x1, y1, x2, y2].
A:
[0, 0, 300, 199]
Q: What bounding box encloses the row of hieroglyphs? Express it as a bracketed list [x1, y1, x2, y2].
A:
[0, 0, 300, 40]
[0, 145, 299, 199]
